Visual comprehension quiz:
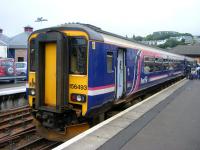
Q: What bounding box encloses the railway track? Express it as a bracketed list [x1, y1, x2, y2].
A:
[0, 105, 29, 114]
[0, 105, 61, 150]
[14, 137, 61, 150]
[0, 105, 34, 149]
[0, 106, 33, 137]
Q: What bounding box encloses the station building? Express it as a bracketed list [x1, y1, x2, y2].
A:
[167, 43, 200, 63]
[0, 28, 10, 58]
[8, 26, 33, 62]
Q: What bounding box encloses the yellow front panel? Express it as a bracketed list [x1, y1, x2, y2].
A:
[29, 72, 36, 88]
[63, 30, 89, 116]
[69, 75, 88, 115]
[28, 30, 90, 115]
[28, 72, 36, 106]
[62, 31, 89, 40]
[28, 33, 38, 42]
[45, 43, 57, 106]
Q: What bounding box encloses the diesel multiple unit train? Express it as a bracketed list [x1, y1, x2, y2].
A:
[27, 23, 195, 140]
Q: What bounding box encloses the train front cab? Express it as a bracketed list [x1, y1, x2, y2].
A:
[28, 30, 90, 139]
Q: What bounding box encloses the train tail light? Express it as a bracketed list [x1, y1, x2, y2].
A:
[71, 94, 86, 103]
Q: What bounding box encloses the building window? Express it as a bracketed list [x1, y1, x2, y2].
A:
[107, 52, 113, 73]
[18, 57, 24, 62]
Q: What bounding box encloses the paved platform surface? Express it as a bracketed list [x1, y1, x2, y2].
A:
[120, 80, 200, 150]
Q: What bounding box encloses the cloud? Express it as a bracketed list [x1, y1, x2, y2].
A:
[1, 0, 200, 37]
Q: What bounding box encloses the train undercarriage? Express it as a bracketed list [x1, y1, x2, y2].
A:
[32, 109, 89, 141]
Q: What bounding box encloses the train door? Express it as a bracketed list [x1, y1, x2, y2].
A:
[44, 43, 57, 106]
[116, 49, 126, 99]
[35, 32, 68, 112]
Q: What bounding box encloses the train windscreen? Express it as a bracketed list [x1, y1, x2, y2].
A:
[69, 37, 87, 75]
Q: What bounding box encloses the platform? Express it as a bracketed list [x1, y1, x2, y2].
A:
[54, 79, 200, 150]
[120, 80, 200, 150]
[0, 83, 26, 96]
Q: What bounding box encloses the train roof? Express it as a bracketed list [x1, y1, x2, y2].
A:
[31, 23, 189, 60]
[31, 23, 104, 41]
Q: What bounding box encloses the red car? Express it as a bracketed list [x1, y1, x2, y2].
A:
[0, 58, 16, 77]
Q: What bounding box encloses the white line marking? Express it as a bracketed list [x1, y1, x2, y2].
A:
[88, 87, 115, 96]
[173, 71, 182, 75]
[149, 75, 168, 81]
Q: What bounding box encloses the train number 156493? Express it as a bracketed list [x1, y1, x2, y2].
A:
[70, 84, 87, 90]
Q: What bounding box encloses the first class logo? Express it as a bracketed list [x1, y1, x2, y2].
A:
[141, 76, 148, 84]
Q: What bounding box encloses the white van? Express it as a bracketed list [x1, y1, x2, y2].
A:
[15, 62, 27, 76]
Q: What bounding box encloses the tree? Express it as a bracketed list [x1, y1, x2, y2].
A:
[158, 39, 179, 48]
[144, 31, 193, 41]
[145, 34, 153, 40]
[181, 33, 193, 37]
[135, 36, 143, 41]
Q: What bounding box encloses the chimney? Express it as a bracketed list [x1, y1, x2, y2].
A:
[0, 28, 2, 34]
[24, 26, 33, 32]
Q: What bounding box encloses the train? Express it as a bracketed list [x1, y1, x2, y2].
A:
[27, 23, 196, 140]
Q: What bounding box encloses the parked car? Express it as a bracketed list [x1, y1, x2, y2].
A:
[15, 62, 27, 76]
[0, 58, 16, 77]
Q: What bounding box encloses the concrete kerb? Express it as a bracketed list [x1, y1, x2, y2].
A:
[0, 86, 26, 96]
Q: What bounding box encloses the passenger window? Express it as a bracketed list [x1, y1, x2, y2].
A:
[173, 60, 178, 69]
[154, 58, 163, 72]
[144, 56, 155, 73]
[178, 60, 183, 68]
[107, 52, 113, 73]
[69, 37, 87, 75]
[169, 59, 174, 70]
[163, 59, 169, 70]
[174, 60, 181, 69]
[30, 39, 36, 71]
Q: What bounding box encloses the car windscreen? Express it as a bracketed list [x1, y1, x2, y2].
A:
[16, 63, 25, 68]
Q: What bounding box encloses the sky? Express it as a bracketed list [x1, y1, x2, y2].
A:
[1, 0, 200, 37]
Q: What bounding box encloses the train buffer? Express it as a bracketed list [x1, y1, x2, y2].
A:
[54, 79, 200, 150]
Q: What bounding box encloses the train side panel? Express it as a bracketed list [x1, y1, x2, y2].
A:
[87, 41, 115, 113]
[139, 51, 185, 90]
[87, 41, 139, 115]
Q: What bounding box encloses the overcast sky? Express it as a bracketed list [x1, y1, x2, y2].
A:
[1, 0, 200, 37]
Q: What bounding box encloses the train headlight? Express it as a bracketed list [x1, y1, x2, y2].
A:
[71, 94, 86, 103]
[76, 95, 82, 102]
[29, 88, 36, 96]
